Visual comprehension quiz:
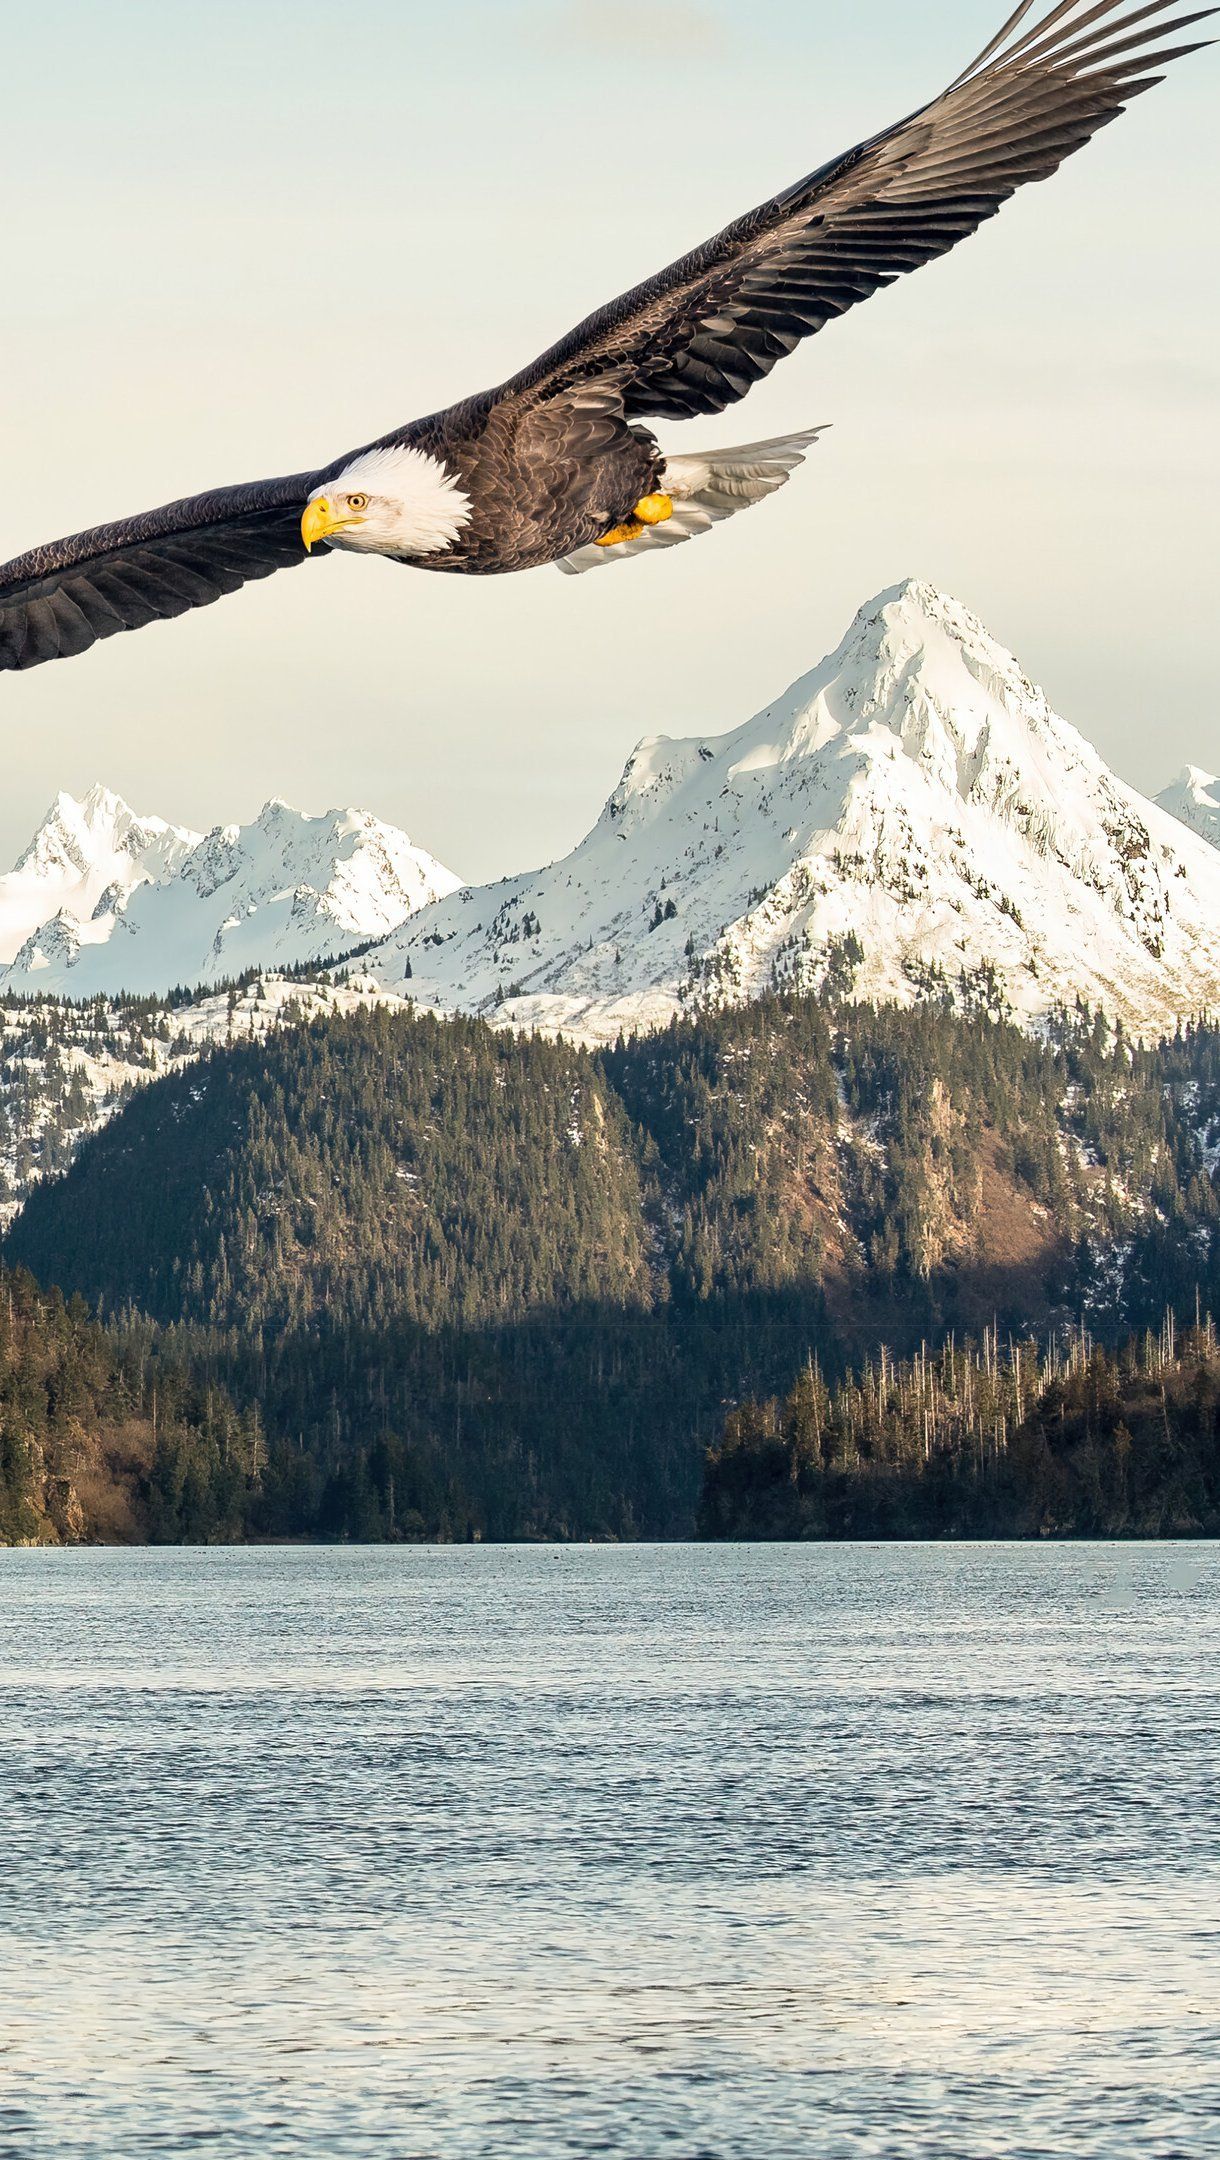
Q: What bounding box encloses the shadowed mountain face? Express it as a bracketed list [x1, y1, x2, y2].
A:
[6, 995, 1218, 1539]
[1158, 766, 1220, 854]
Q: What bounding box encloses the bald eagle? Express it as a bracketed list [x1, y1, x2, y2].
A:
[0, 0, 1211, 673]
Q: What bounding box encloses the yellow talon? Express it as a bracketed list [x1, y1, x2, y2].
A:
[595, 494, 674, 548]
[595, 520, 644, 548]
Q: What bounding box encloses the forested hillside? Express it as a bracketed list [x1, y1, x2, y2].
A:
[0, 971, 416, 1228]
[0, 1267, 256, 1544]
[0, 995, 175, 1225]
[5, 995, 1219, 1541]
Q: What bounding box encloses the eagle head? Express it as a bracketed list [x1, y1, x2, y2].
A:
[302, 444, 472, 560]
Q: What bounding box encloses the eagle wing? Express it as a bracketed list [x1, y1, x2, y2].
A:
[0, 473, 322, 673]
[500, 0, 1214, 426]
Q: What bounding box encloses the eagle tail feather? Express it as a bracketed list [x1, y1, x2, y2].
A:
[556, 427, 826, 576]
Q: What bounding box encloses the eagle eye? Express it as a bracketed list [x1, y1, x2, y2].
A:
[346, 493, 369, 511]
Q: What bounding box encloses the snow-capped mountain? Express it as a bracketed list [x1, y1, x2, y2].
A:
[1157, 767, 1220, 854]
[0, 793, 460, 997]
[3, 582, 1218, 1224]
[368, 580, 1220, 1042]
[6, 585, 1217, 1035]
[0, 785, 201, 966]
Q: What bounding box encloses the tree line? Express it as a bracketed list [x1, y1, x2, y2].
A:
[700, 1315, 1220, 1538]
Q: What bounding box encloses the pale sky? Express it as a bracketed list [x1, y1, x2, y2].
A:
[2, 0, 1216, 881]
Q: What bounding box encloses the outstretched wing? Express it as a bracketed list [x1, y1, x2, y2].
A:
[502, 0, 1214, 425]
[0, 473, 322, 673]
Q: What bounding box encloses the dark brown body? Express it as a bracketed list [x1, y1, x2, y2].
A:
[388, 397, 663, 575]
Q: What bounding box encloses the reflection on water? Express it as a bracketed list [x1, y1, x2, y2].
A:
[1, 1544, 1217, 2158]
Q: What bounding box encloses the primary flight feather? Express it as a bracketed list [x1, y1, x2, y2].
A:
[0, 0, 1212, 672]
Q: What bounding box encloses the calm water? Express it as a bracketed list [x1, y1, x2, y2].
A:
[1, 1545, 1217, 2160]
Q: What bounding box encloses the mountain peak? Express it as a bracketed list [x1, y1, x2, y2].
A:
[863, 575, 969, 622]
[2, 789, 204, 969]
[18, 787, 120, 872]
[370, 584, 1220, 1043]
[79, 781, 133, 822]
[842, 578, 1002, 649]
[837, 577, 1034, 688]
[0, 789, 460, 995]
[1157, 765, 1220, 853]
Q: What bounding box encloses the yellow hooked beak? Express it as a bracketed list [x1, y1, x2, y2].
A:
[301, 496, 350, 553]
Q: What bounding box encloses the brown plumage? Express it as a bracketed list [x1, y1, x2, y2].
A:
[0, 0, 1211, 671]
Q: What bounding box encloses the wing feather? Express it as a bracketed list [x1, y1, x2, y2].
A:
[0, 473, 322, 673]
[500, 0, 1213, 426]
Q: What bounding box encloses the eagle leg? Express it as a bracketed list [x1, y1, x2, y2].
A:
[595, 493, 674, 548]
[596, 519, 644, 548]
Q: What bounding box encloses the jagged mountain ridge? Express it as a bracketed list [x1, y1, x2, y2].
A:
[0, 790, 460, 997]
[0, 784, 201, 966]
[1, 580, 1215, 1055]
[1158, 767, 1220, 854]
[367, 581, 1220, 1042]
[2, 570, 1218, 1228]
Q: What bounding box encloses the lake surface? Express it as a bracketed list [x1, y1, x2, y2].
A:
[1, 1545, 1217, 2159]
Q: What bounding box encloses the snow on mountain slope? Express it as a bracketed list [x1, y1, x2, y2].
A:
[0, 785, 201, 966]
[2, 583, 1216, 1223]
[368, 581, 1220, 1043]
[0, 795, 460, 998]
[1157, 767, 1220, 853]
[0, 972, 417, 1228]
[6, 585, 1214, 1040]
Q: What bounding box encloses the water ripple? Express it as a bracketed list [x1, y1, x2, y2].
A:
[1, 1543, 1217, 2157]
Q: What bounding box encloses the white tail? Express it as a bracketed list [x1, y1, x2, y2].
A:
[557, 427, 826, 576]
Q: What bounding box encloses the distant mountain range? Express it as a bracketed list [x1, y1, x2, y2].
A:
[0, 786, 459, 997]
[3, 580, 1219, 1543]
[3, 582, 1216, 1034]
[1157, 766, 1220, 854]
